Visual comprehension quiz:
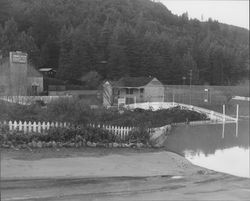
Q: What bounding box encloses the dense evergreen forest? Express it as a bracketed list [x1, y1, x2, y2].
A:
[0, 0, 249, 85]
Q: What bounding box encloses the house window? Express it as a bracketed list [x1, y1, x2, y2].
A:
[126, 88, 133, 94]
[0, 85, 5, 93]
[31, 85, 38, 95]
[140, 88, 144, 93]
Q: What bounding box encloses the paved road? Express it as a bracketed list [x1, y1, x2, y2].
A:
[2, 174, 250, 201]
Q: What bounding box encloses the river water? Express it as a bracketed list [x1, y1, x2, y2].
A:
[164, 120, 249, 178]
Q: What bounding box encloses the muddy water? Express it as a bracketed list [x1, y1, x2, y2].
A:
[164, 120, 249, 178]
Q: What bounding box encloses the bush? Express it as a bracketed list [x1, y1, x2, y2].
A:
[0, 98, 208, 128]
[0, 124, 152, 148]
[127, 127, 150, 144]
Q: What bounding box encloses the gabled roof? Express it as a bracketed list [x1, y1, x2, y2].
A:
[113, 77, 155, 88]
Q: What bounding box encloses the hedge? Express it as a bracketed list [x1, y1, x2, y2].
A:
[0, 125, 150, 149]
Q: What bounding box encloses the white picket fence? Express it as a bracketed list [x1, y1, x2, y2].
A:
[89, 123, 135, 139]
[0, 120, 69, 133]
[0, 121, 136, 138]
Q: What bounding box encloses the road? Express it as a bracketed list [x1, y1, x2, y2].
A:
[2, 173, 250, 201]
[1, 149, 250, 201]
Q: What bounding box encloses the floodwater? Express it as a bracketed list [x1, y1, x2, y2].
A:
[164, 119, 249, 178]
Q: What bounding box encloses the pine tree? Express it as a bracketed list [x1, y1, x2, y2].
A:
[57, 26, 73, 80]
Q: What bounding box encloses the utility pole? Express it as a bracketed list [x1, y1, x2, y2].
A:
[182, 76, 186, 85]
[189, 69, 192, 88]
[188, 70, 192, 105]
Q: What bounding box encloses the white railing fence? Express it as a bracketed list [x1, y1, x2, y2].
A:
[0, 120, 172, 142]
[88, 123, 135, 139]
[0, 120, 69, 133]
[0, 121, 137, 139]
[124, 101, 237, 123]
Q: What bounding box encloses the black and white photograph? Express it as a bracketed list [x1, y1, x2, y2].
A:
[0, 0, 249, 200]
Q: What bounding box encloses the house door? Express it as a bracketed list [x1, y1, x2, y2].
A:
[32, 85, 38, 95]
[126, 97, 134, 104]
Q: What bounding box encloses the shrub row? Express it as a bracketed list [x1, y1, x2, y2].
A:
[0, 99, 208, 128]
[0, 125, 151, 149]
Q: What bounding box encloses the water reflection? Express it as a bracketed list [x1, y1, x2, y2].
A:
[164, 121, 249, 178]
[185, 147, 250, 178]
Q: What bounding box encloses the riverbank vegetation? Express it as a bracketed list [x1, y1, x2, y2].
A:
[0, 98, 208, 149]
[0, 99, 208, 127]
[0, 125, 150, 149]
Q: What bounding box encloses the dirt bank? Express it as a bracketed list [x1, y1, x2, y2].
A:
[1, 148, 250, 201]
[1, 149, 203, 180]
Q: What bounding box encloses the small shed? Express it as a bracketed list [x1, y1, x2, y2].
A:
[39, 68, 56, 78]
[103, 77, 165, 107]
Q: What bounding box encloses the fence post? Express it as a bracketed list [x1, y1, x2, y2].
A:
[46, 122, 50, 131]
[28, 121, 32, 133]
[42, 122, 46, 132]
[37, 122, 41, 133]
[13, 121, 17, 130]
[121, 126, 124, 140]
[9, 121, 13, 131]
[111, 126, 114, 134]
[222, 104, 226, 122]
[236, 104, 239, 122]
[33, 122, 37, 132]
[236, 104, 239, 137]
[23, 121, 27, 133]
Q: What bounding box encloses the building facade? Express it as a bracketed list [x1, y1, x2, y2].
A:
[0, 51, 43, 96]
[103, 77, 165, 107]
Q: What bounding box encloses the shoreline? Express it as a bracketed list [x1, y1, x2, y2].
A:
[1, 148, 204, 180]
[2, 148, 250, 201]
[0, 147, 247, 180]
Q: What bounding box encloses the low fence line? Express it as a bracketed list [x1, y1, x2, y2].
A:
[172, 102, 237, 122]
[88, 123, 135, 138]
[125, 101, 237, 123]
[0, 120, 172, 141]
[0, 95, 73, 105]
[0, 120, 135, 138]
[0, 120, 69, 133]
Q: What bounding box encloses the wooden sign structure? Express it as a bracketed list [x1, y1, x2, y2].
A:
[118, 97, 126, 108]
[11, 51, 27, 64]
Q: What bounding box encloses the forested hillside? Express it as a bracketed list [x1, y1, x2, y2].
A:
[0, 0, 249, 85]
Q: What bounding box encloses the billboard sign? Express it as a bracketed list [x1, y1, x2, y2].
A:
[11, 52, 27, 64]
[118, 97, 126, 105]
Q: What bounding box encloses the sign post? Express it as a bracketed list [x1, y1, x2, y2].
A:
[118, 97, 126, 109]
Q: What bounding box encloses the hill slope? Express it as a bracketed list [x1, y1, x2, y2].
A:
[0, 0, 249, 85]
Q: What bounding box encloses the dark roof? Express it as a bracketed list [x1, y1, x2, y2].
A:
[113, 77, 154, 87]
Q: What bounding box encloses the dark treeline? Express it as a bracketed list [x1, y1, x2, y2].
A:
[0, 0, 249, 85]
